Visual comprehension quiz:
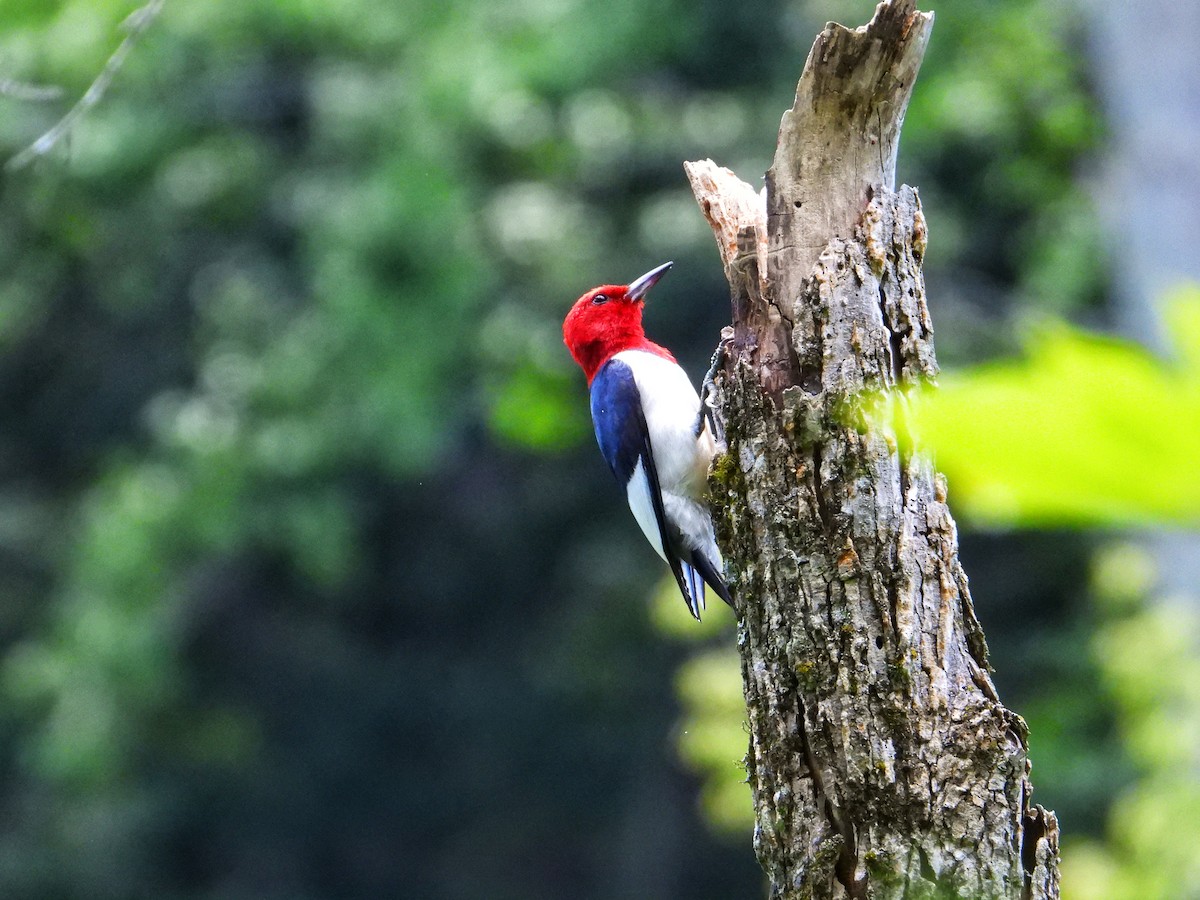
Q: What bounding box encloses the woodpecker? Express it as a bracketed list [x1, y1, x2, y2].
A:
[563, 261, 733, 619]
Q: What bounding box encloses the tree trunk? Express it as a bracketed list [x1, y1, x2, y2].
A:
[684, 2, 1060, 897]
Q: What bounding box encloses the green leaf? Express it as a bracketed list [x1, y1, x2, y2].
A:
[907, 291, 1200, 527]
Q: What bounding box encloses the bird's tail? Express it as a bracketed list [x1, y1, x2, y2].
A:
[678, 554, 733, 620]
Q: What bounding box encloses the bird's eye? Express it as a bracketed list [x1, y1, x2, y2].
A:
[591, 293, 609, 305]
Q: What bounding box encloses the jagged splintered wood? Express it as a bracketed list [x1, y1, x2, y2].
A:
[685, 1, 1061, 898]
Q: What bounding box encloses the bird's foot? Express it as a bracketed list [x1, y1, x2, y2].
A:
[699, 328, 733, 448]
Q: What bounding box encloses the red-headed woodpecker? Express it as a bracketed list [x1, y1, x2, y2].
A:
[563, 261, 733, 619]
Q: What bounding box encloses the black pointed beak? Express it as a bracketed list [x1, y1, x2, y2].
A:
[626, 261, 673, 301]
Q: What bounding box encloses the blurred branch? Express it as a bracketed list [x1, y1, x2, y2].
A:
[0, 78, 64, 102]
[6, 0, 164, 172]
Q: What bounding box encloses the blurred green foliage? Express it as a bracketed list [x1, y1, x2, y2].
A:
[908, 290, 1200, 526]
[650, 582, 749, 833]
[3, 1, 784, 896]
[0, 0, 1156, 896]
[1062, 546, 1200, 899]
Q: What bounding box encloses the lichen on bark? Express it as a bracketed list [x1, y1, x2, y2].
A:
[684, 2, 1061, 897]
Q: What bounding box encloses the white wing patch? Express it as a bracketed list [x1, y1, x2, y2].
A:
[626, 458, 667, 562]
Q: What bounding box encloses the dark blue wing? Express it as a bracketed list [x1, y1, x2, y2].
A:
[589, 359, 645, 487]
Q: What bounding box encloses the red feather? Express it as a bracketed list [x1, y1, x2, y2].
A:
[562, 283, 675, 385]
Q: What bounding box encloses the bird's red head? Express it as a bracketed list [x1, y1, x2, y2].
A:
[563, 261, 675, 384]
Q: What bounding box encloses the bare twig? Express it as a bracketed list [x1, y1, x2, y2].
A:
[6, 0, 165, 171]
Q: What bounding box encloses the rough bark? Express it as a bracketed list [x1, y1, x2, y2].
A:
[684, 2, 1061, 897]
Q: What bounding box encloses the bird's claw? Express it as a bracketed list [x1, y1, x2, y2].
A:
[699, 329, 732, 449]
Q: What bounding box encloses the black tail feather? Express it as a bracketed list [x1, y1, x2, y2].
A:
[689, 550, 734, 609]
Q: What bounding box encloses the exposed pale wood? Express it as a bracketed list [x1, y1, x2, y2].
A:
[769, 0, 932, 301]
[686, 1, 1060, 897]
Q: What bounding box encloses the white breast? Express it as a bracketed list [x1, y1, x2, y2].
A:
[613, 349, 714, 498]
